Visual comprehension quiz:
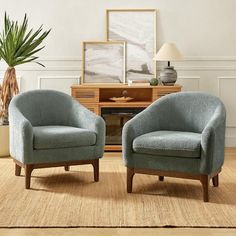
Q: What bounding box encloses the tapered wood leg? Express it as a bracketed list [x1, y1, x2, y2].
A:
[200, 175, 209, 202]
[15, 164, 21, 176]
[159, 176, 164, 181]
[127, 168, 135, 193]
[92, 159, 99, 182]
[25, 165, 34, 189]
[212, 174, 219, 187]
[64, 166, 70, 171]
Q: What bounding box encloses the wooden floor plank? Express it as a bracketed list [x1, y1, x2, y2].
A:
[0, 228, 235, 236]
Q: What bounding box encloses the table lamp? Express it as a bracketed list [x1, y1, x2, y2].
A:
[154, 43, 184, 85]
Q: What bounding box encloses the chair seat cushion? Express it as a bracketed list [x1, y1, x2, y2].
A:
[33, 126, 96, 150]
[133, 130, 201, 158]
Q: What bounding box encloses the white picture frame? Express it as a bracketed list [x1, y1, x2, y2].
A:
[106, 9, 157, 82]
[82, 41, 126, 84]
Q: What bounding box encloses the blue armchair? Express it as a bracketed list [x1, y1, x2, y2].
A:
[122, 92, 226, 202]
[9, 90, 105, 189]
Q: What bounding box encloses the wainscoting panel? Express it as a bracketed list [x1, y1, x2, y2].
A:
[218, 77, 236, 127]
[177, 76, 200, 91]
[38, 76, 80, 94]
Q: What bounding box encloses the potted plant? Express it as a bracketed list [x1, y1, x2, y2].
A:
[0, 13, 50, 156]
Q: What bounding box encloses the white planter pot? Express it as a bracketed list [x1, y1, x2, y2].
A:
[0, 125, 10, 157]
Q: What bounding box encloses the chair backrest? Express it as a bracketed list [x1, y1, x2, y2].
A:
[11, 90, 74, 126]
[152, 92, 226, 133]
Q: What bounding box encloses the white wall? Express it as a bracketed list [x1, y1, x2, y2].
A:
[0, 0, 236, 146]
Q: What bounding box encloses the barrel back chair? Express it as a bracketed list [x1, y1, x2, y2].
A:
[9, 90, 105, 189]
[122, 92, 226, 202]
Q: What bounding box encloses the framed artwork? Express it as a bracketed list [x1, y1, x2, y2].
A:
[106, 9, 157, 81]
[82, 41, 126, 84]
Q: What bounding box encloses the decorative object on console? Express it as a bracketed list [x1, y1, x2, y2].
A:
[110, 97, 134, 102]
[106, 9, 157, 82]
[82, 41, 126, 84]
[154, 43, 183, 86]
[110, 90, 134, 102]
[149, 77, 159, 86]
[127, 79, 150, 86]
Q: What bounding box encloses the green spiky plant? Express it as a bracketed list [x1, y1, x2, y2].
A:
[0, 13, 50, 125]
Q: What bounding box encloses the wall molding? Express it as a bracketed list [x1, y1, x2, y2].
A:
[18, 56, 236, 62]
[37, 57, 82, 61]
[218, 76, 236, 97]
[38, 75, 81, 89]
[0, 66, 234, 72]
[184, 56, 236, 61]
[0, 66, 235, 72]
[225, 135, 236, 147]
[0, 66, 82, 72]
[178, 76, 200, 90]
[173, 66, 236, 71]
[1, 56, 236, 72]
[218, 76, 236, 128]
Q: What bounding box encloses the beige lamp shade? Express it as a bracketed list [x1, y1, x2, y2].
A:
[154, 43, 184, 61]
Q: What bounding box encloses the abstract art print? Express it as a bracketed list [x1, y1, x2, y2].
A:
[82, 41, 126, 84]
[106, 9, 157, 81]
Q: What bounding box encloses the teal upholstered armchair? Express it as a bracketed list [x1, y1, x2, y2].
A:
[122, 92, 226, 202]
[9, 90, 105, 189]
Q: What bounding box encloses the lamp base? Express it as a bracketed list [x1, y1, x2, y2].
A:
[160, 66, 177, 86]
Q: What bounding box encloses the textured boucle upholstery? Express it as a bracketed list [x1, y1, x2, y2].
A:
[33, 126, 96, 150]
[122, 92, 226, 174]
[133, 130, 201, 158]
[9, 90, 105, 164]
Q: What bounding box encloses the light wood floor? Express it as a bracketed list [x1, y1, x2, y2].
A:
[0, 228, 235, 236]
[0, 147, 235, 236]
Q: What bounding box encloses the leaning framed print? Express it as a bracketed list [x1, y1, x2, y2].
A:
[82, 41, 126, 84]
[106, 9, 157, 81]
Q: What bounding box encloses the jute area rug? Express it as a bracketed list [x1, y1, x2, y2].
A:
[0, 155, 235, 227]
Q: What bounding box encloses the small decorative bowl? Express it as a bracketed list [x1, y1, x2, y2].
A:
[109, 96, 134, 102]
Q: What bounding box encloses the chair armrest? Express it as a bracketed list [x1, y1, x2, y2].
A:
[122, 104, 161, 167]
[69, 100, 105, 148]
[9, 104, 33, 164]
[200, 105, 226, 174]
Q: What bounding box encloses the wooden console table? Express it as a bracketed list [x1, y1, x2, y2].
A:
[71, 84, 182, 151]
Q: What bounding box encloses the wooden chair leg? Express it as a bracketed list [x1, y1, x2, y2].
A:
[64, 166, 70, 171]
[25, 165, 34, 189]
[200, 175, 209, 202]
[212, 174, 219, 187]
[159, 176, 164, 181]
[127, 168, 135, 193]
[15, 164, 21, 176]
[92, 159, 99, 182]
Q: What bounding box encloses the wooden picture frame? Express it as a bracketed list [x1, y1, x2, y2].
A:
[82, 41, 126, 84]
[106, 9, 157, 82]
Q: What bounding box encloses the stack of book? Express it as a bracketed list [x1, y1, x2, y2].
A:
[127, 79, 150, 86]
